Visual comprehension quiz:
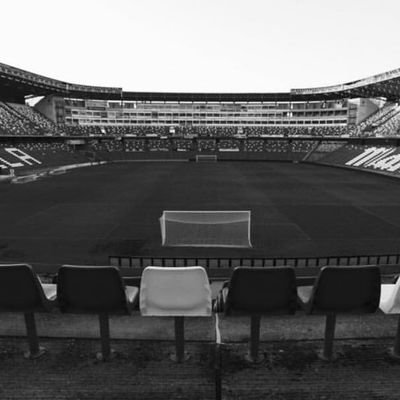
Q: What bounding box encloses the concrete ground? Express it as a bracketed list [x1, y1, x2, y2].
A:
[1, 306, 400, 400]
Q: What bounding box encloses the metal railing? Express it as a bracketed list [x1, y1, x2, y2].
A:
[110, 253, 400, 270]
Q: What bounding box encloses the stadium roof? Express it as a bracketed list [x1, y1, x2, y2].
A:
[1, 62, 400, 102]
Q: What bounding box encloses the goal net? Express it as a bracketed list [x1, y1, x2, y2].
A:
[196, 155, 217, 162]
[160, 211, 252, 248]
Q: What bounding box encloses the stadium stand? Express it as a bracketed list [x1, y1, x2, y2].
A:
[148, 139, 171, 152]
[3, 61, 400, 398]
[373, 107, 400, 137]
[357, 102, 399, 136]
[8, 103, 66, 136]
[198, 139, 216, 152]
[0, 141, 91, 173]
[173, 138, 194, 151]
[310, 143, 400, 178]
[0, 102, 66, 136]
[217, 139, 240, 151]
[124, 138, 146, 151]
[306, 140, 347, 162]
[0, 102, 36, 136]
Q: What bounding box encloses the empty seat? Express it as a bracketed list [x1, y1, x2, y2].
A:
[214, 266, 297, 362]
[57, 265, 139, 361]
[298, 265, 381, 361]
[379, 274, 400, 357]
[0, 264, 56, 359]
[140, 266, 212, 362]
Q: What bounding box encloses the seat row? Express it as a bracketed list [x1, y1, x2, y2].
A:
[1, 263, 400, 363]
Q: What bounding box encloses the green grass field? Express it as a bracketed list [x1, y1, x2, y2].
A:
[1, 161, 400, 267]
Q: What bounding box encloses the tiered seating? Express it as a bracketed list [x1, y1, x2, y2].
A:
[8, 103, 65, 136]
[306, 140, 346, 162]
[2, 262, 400, 367]
[358, 103, 399, 135]
[0, 102, 38, 135]
[198, 139, 216, 152]
[314, 143, 372, 166]
[124, 139, 146, 151]
[173, 139, 193, 151]
[0, 141, 92, 173]
[373, 107, 400, 136]
[244, 139, 263, 151]
[217, 139, 240, 151]
[62, 125, 102, 136]
[243, 126, 351, 137]
[264, 140, 288, 152]
[291, 140, 316, 153]
[148, 139, 171, 151]
[102, 140, 123, 152]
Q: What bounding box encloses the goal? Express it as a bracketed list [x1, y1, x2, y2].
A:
[160, 210, 252, 248]
[195, 154, 217, 162]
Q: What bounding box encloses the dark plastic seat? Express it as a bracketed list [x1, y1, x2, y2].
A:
[57, 265, 139, 361]
[214, 266, 297, 362]
[297, 265, 381, 361]
[0, 263, 56, 359]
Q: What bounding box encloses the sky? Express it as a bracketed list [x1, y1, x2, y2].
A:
[1, 0, 400, 93]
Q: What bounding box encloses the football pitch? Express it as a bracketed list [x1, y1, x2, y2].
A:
[1, 161, 400, 266]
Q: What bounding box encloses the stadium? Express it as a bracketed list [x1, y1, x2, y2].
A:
[3, 0, 400, 396]
[2, 59, 400, 398]
[2, 61, 400, 267]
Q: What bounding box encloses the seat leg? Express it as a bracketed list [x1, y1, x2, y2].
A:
[171, 316, 189, 362]
[390, 314, 400, 359]
[321, 313, 336, 361]
[97, 313, 114, 361]
[245, 315, 263, 363]
[24, 312, 46, 359]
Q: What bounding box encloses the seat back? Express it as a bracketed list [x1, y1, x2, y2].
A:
[0, 264, 49, 312]
[225, 267, 297, 315]
[57, 265, 130, 314]
[384, 275, 400, 313]
[309, 265, 381, 314]
[140, 266, 212, 316]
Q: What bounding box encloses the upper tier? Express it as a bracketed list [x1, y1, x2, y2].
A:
[1, 62, 400, 102]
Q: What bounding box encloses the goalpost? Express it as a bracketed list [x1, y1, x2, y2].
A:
[160, 210, 252, 248]
[195, 154, 217, 162]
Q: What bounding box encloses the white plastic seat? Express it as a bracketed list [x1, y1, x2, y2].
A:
[139, 266, 212, 362]
[125, 286, 139, 303]
[380, 278, 400, 314]
[140, 266, 212, 317]
[379, 277, 400, 357]
[42, 284, 57, 301]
